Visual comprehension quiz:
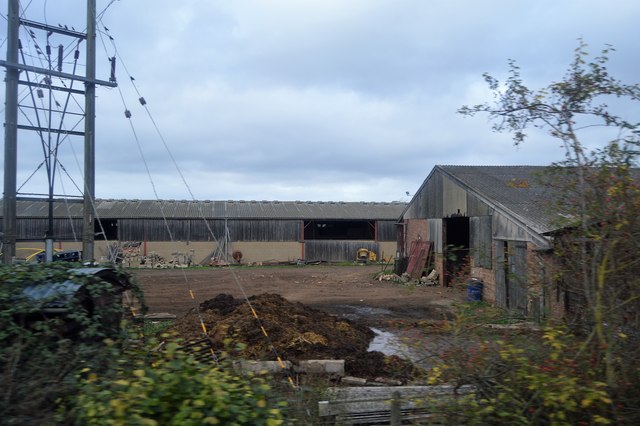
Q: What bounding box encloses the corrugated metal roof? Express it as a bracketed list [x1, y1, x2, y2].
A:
[19, 268, 130, 312]
[437, 165, 561, 234]
[3, 199, 406, 220]
[22, 281, 83, 309]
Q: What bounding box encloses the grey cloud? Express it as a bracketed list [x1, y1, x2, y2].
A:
[2, 0, 640, 202]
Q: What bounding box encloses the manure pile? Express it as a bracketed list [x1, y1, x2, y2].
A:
[169, 293, 415, 379]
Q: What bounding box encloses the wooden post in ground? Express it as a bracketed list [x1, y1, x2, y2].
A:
[390, 391, 401, 425]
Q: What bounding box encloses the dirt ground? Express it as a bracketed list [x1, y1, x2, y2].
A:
[131, 264, 466, 324]
[131, 264, 467, 380]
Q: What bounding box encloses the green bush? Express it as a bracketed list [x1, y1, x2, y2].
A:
[0, 263, 143, 424]
[426, 326, 616, 425]
[1, 263, 289, 425]
[66, 341, 286, 425]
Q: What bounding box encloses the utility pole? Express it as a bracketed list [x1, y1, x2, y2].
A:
[2, 0, 20, 264]
[1, 0, 117, 264]
[83, 0, 97, 262]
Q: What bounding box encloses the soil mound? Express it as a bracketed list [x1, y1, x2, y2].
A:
[170, 293, 376, 361]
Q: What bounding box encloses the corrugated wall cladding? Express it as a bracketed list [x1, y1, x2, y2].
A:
[304, 240, 379, 262]
[376, 221, 398, 241]
[117, 219, 301, 242]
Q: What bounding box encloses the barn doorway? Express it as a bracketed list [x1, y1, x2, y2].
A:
[495, 240, 528, 314]
[95, 218, 118, 240]
[443, 216, 470, 286]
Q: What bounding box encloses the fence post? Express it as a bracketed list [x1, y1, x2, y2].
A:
[390, 391, 401, 425]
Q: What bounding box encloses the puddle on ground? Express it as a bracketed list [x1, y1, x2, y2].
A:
[367, 327, 463, 369]
[367, 326, 431, 366]
[368, 327, 408, 355]
[329, 304, 475, 369]
[332, 305, 394, 321]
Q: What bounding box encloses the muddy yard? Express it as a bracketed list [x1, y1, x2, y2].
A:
[131, 264, 465, 324]
[131, 264, 467, 380]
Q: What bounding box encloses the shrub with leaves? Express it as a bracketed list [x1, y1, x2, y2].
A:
[0, 263, 144, 425]
[427, 326, 614, 425]
[457, 40, 640, 424]
[66, 341, 286, 425]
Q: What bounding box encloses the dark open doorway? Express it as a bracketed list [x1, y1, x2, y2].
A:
[95, 218, 118, 240]
[443, 216, 470, 286]
[303, 220, 375, 240]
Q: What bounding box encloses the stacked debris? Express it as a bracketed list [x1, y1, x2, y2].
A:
[168, 293, 418, 380]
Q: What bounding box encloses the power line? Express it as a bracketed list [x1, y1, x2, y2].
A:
[99, 16, 297, 385]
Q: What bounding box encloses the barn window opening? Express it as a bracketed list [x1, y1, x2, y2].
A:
[304, 220, 375, 240]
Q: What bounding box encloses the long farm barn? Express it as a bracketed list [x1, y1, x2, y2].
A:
[1, 199, 405, 265]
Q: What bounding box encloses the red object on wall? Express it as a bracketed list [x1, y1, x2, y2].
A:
[406, 240, 433, 279]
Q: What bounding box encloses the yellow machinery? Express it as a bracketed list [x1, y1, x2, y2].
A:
[356, 248, 377, 263]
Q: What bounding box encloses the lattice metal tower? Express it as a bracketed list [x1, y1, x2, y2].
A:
[2, 0, 116, 264]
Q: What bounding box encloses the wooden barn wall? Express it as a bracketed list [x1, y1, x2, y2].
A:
[466, 193, 493, 217]
[402, 193, 420, 220]
[427, 172, 443, 218]
[12, 217, 393, 245]
[304, 240, 379, 262]
[442, 175, 467, 217]
[492, 212, 531, 242]
[404, 171, 443, 219]
[470, 216, 492, 268]
[405, 171, 495, 221]
[227, 220, 301, 242]
[117, 219, 301, 242]
[14, 218, 83, 241]
[376, 220, 398, 241]
[495, 242, 506, 307]
[187, 220, 230, 241]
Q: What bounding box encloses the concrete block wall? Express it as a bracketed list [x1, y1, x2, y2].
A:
[18, 240, 395, 266]
[104, 241, 303, 265]
[230, 242, 302, 264]
[15, 240, 304, 265]
[377, 241, 397, 263]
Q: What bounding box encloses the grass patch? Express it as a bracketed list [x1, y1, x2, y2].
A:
[451, 301, 524, 325]
[140, 319, 174, 336]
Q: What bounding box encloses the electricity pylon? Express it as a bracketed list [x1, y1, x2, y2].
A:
[1, 0, 116, 264]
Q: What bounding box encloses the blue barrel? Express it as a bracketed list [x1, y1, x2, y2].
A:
[466, 278, 484, 302]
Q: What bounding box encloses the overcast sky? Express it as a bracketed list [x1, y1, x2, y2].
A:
[2, 0, 639, 202]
